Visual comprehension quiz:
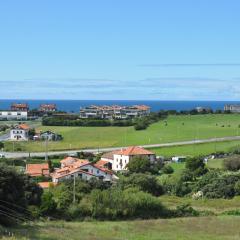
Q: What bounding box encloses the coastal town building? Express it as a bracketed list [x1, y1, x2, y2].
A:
[100, 146, 156, 171]
[39, 130, 62, 141]
[11, 103, 29, 112]
[10, 123, 30, 141]
[79, 105, 150, 119]
[0, 110, 28, 120]
[224, 104, 240, 113]
[39, 104, 57, 112]
[51, 156, 115, 183]
[195, 106, 212, 113]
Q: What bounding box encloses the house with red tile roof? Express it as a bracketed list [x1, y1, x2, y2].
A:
[110, 146, 156, 171]
[60, 156, 89, 168]
[11, 103, 29, 112]
[52, 167, 98, 183]
[51, 156, 117, 183]
[26, 163, 50, 177]
[39, 104, 57, 112]
[10, 123, 30, 141]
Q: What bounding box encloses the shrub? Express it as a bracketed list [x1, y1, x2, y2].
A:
[185, 157, 208, 177]
[40, 191, 57, 216]
[173, 204, 200, 217]
[127, 156, 151, 173]
[89, 188, 167, 220]
[194, 171, 240, 199]
[224, 157, 240, 171]
[118, 173, 164, 196]
[162, 165, 174, 174]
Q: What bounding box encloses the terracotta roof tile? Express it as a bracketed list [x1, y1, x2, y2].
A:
[26, 163, 49, 177]
[114, 146, 154, 156]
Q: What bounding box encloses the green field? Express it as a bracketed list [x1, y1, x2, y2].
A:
[160, 195, 240, 214]
[3, 217, 240, 240]
[151, 140, 240, 157]
[3, 114, 240, 153]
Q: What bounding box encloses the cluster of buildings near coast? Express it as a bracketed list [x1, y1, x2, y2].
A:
[0, 103, 151, 120]
[1, 102, 240, 122]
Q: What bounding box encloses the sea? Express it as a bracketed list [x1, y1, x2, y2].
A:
[0, 100, 239, 113]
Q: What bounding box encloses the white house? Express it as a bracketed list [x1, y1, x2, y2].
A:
[51, 156, 115, 183]
[79, 163, 114, 182]
[107, 146, 156, 171]
[10, 124, 30, 141]
[52, 168, 97, 183]
[0, 111, 28, 120]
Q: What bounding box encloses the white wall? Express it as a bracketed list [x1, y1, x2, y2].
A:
[112, 154, 156, 171]
[0, 111, 28, 120]
[80, 164, 112, 181]
[10, 129, 28, 141]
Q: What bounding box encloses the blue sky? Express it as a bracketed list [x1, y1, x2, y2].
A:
[0, 0, 240, 100]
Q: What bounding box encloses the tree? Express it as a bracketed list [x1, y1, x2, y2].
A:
[0, 164, 42, 225]
[127, 156, 151, 173]
[40, 191, 57, 216]
[185, 157, 208, 177]
[118, 173, 164, 196]
[162, 165, 174, 174]
[0, 141, 4, 149]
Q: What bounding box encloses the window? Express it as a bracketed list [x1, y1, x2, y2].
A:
[97, 170, 99, 174]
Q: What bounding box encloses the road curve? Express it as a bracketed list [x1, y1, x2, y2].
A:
[2, 136, 240, 159]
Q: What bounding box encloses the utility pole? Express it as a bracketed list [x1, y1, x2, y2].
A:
[45, 138, 48, 161]
[73, 174, 76, 203]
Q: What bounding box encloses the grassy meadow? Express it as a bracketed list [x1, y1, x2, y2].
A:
[3, 114, 240, 153]
[2, 217, 240, 240]
[151, 140, 240, 157]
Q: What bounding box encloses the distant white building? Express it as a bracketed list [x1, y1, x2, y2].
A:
[101, 146, 156, 171]
[80, 105, 151, 119]
[0, 111, 28, 120]
[224, 104, 240, 113]
[172, 156, 186, 163]
[10, 124, 30, 141]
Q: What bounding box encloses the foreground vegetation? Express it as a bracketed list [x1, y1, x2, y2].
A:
[3, 114, 240, 152]
[2, 216, 240, 240]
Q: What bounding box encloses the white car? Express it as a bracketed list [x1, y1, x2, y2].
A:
[0, 153, 5, 158]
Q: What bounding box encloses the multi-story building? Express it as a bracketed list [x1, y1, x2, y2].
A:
[224, 104, 240, 113]
[0, 110, 28, 120]
[39, 104, 57, 112]
[51, 156, 116, 183]
[10, 123, 30, 141]
[11, 103, 29, 112]
[79, 105, 150, 119]
[100, 146, 156, 171]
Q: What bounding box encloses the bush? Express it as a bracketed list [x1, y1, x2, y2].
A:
[40, 191, 57, 216]
[173, 204, 200, 217]
[162, 165, 174, 174]
[118, 173, 164, 196]
[127, 156, 151, 173]
[185, 157, 208, 177]
[224, 157, 240, 171]
[89, 188, 167, 220]
[194, 171, 240, 199]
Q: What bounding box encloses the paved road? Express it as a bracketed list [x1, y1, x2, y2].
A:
[2, 135, 240, 159]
